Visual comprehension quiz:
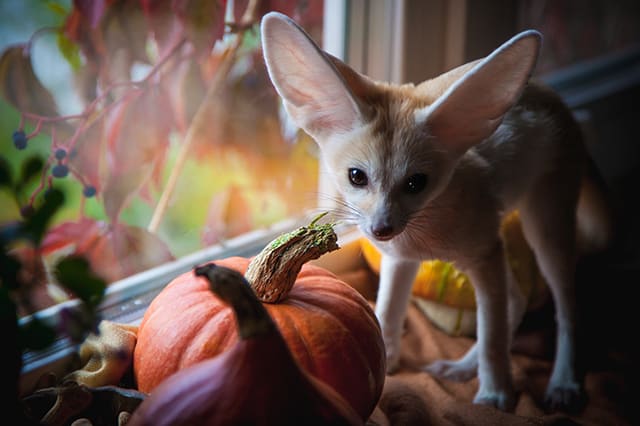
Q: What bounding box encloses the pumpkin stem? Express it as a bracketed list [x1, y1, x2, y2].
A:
[194, 264, 276, 339]
[245, 213, 340, 303]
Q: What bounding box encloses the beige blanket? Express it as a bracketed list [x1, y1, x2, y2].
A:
[336, 265, 634, 426]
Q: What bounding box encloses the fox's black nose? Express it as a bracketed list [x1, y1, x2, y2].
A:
[372, 224, 394, 239]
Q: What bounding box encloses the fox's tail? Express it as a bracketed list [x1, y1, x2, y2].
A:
[576, 157, 614, 255]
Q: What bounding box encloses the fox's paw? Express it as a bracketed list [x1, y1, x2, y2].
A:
[544, 381, 586, 413]
[423, 358, 478, 382]
[384, 345, 401, 374]
[381, 328, 403, 374]
[473, 388, 517, 412]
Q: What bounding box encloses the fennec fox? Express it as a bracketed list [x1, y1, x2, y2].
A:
[261, 12, 611, 411]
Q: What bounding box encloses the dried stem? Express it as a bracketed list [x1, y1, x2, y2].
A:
[245, 215, 339, 303]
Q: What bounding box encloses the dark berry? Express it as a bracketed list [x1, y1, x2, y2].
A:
[51, 164, 69, 178]
[13, 130, 28, 150]
[20, 205, 35, 218]
[83, 185, 96, 198]
[55, 148, 67, 160]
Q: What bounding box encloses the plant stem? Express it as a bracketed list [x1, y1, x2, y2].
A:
[147, 0, 262, 234]
[146, 44, 237, 233]
[245, 217, 339, 303]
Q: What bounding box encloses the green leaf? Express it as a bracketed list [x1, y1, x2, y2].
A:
[17, 156, 44, 190]
[45, 1, 70, 17]
[0, 156, 12, 188]
[19, 316, 56, 351]
[0, 287, 17, 322]
[21, 188, 64, 245]
[58, 305, 100, 344]
[54, 255, 106, 308]
[56, 31, 82, 70]
[0, 251, 22, 290]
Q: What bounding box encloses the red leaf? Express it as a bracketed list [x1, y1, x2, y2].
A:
[103, 86, 173, 222]
[68, 118, 106, 193]
[165, 58, 206, 132]
[141, 0, 183, 56]
[188, 56, 283, 158]
[101, 0, 150, 65]
[0, 45, 59, 116]
[41, 218, 101, 255]
[73, 0, 107, 28]
[172, 0, 227, 56]
[64, 7, 105, 68]
[233, 0, 322, 28]
[65, 0, 150, 86]
[42, 219, 174, 283]
[106, 223, 175, 279]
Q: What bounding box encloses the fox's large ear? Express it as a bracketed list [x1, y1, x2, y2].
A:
[261, 12, 369, 140]
[417, 30, 542, 155]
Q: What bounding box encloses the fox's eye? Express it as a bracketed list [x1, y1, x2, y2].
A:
[404, 173, 428, 194]
[348, 168, 368, 187]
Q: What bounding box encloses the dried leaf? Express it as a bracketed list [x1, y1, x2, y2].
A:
[63, 320, 138, 387]
[21, 383, 145, 425]
[0, 45, 59, 116]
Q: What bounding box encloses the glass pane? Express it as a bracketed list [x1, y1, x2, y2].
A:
[517, 0, 640, 75]
[0, 1, 325, 317]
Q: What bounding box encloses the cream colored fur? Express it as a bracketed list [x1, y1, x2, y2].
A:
[261, 12, 611, 412]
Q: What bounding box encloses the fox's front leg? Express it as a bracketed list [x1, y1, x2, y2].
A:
[424, 254, 527, 383]
[374, 255, 420, 373]
[465, 242, 516, 411]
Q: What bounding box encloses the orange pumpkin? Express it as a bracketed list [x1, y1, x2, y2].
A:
[133, 219, 385, 421]
[129, 264, 362, 426]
